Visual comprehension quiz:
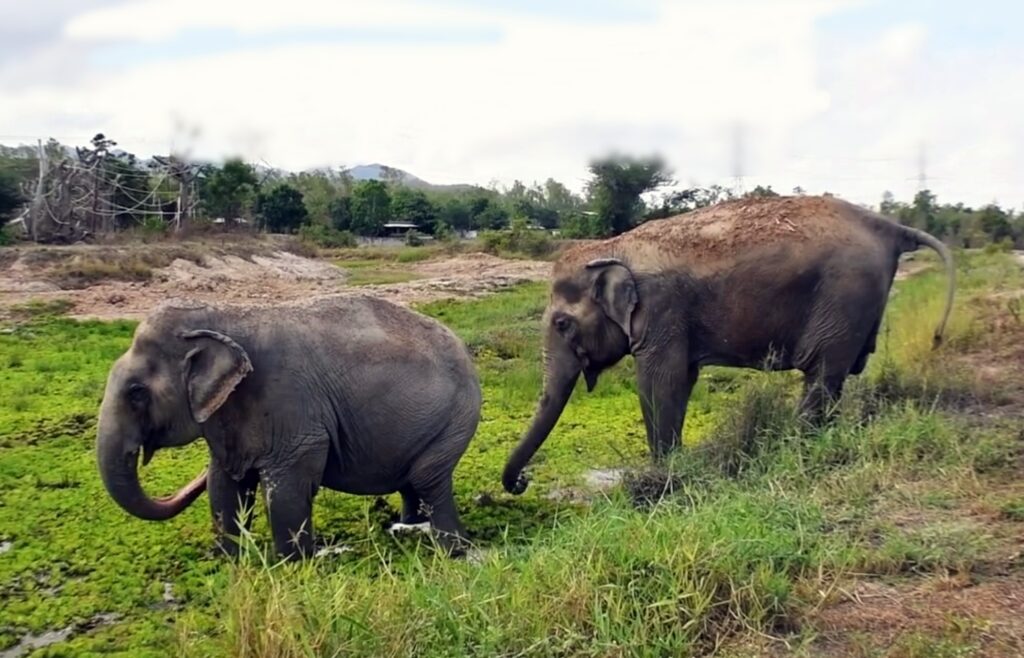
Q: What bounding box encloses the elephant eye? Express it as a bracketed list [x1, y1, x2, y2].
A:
[126, 384, 149, 408]
[553, 315, 573, 333]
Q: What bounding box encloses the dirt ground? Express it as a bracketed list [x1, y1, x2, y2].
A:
[0, 244, 552, 320]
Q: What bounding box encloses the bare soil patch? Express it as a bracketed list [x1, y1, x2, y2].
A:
[803, 574, 1024, 657]
[0, 243, 551, 321]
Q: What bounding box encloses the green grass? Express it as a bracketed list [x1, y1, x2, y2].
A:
[1, 251, 1022, 656]
[334, 259, 423, 286]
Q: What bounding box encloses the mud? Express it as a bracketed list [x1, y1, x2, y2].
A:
[0, 248, 551, 321]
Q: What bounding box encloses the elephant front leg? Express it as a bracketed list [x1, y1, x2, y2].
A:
[208, 462, 259, 557]
[262, 471, 320, 560]
[636, 351, 699, 460]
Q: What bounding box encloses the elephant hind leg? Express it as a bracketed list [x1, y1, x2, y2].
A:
[849, 318, 882, 376]
[798, 370, 846, 425]
[398, 484, 429, 524]
[404, 437, 471, 556]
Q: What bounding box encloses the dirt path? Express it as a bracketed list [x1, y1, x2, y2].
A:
[0, 247, 551, 320]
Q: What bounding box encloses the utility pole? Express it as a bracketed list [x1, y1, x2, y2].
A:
[731, 123, 746, 195]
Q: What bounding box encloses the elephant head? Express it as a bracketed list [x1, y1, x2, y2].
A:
[502, 257, 639, 494]
[96, 315, 252, 520]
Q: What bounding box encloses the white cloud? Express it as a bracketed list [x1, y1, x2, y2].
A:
[2, 0, 1021, 207]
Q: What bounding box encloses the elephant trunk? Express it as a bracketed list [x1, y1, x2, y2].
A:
[502, 343, 579, 495]
[96, 424, 207, 521]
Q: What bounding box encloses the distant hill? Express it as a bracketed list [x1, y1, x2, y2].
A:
[347, 163, 477, 193]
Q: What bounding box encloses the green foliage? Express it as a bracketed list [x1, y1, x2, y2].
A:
[297, 223, 356, 248]
[437, 196, 472, 233]
[0, 167, 24, 230]
[139, 215, 168, 237]
[480, 217, 553, 258]
[257, 184, 308, 233]
[201, 158, 259, 220]
[432, 220, 456, 243]
[349, 180, 391, 236]
[646, 184, 737, 220]
[390, 187, 438, 233]
[470, 194, 510, 230]
[328, 195, 353, 231]
[404, 229, 425, 247]
[880, 189, 1023, 248]
[287, 169, 350, 225]
[586, 154, 673, 235]
[557, 211, 604, 238]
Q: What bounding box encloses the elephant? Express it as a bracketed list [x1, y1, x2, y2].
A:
[503, 195, 954, 494]
[96, 295, 481, 558]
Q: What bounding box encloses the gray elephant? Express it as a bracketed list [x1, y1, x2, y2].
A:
[96, 295, 481, 558]
[503, 195, 954, 494]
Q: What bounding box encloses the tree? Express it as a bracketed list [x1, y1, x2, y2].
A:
[0, 168, 25, 231]
[586, 155, 672, 236]
[977, 204, 1013, 243]
[349, 180, 391, 236]
[202, 158, 259, 220]
[438, 197, 472, 233]
[745, 184, 780, 198]
[879, 191, 900, 217]
[329, 196, 353, 231]
[645, 184, 735, 219]
[290, 169, 351, 225]
[390, 187, 438, 233]
[472, 197, 509, 230]
[543, 178, 582, 215]
[258, 184, 308, 233]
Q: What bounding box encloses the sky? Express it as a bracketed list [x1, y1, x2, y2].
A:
[0, 0, 1020, 207]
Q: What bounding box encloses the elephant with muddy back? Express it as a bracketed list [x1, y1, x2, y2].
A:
[503, 195, 955, 494]
[96, 295, 481, 558]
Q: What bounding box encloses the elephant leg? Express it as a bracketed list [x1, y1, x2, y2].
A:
[398, 485, 428, 524]
[418, 479, 466, 556]
[262, 438, 327, 560]
[208, 462, 259, 557]
[636, 351, 699, 460]
[849, 318, 882, 376]
[405, 442, 468, 555]
[262, 472, 319, 560]
[798, 370, 846, 424]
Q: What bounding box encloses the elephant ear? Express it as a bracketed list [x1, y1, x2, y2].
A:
[181, 329, 253, 424]
[586, 258, 638, 345]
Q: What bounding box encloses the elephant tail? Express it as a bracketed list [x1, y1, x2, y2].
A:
[895, 225, 955, 348]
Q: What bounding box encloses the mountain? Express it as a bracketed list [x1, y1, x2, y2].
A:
[348, 163, 428, 188]
[346, 163, 478, 193]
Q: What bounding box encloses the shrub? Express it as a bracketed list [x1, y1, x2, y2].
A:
[140, 215, 168, 238]
[480, 217, 553, 258]
[433, 221, 456, 243]
[558, 211, 605, 239]
[298, 223, 357, 248]
[404, 229, 424, 247]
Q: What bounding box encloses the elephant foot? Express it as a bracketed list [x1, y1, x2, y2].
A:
[505, 473, 529, 495]
[387, 521, 432, 536]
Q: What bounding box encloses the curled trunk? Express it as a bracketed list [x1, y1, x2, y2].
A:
[97, 432, 207, 521]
